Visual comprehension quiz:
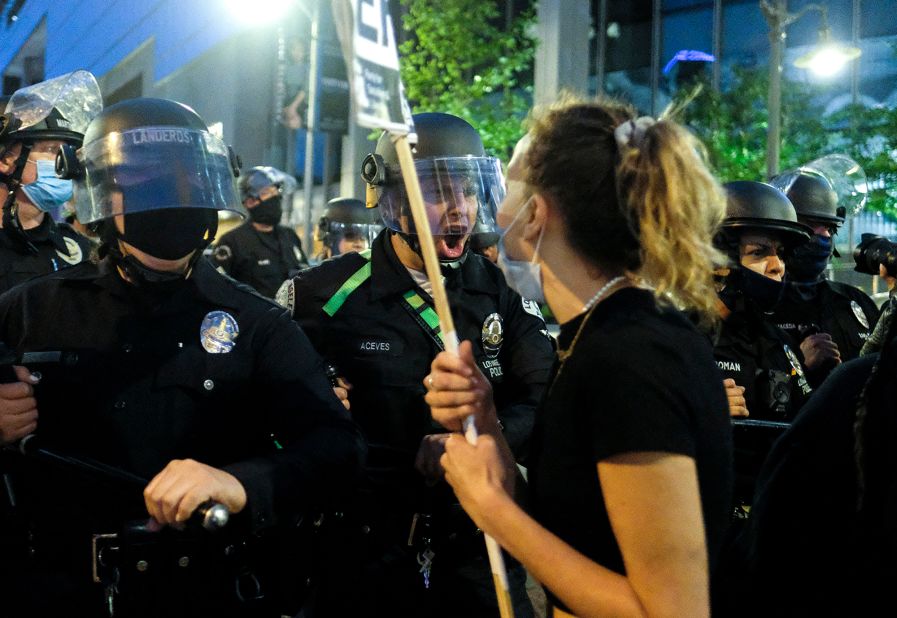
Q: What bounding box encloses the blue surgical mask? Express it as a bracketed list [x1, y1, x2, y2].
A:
[496, 196, 546, 302]
[21, 158, 74, 211]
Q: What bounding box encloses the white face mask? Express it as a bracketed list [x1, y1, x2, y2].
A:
[496, 196, 545, 302]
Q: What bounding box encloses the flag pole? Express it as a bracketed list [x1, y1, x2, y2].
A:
[393, 133, 515, 618]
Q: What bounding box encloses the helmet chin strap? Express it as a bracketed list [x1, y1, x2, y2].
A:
[1, 142, 39, 254]
[103, 223, 205, 287]
[395, 230, 469, 273]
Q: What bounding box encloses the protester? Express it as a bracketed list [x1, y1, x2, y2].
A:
[426, 97, 733, 617]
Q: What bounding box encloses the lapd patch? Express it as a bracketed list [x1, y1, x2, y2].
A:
[56, 237, 83, 265]
[200, 311, 239, 354]
[481, 312, 503, 358]
[521, 298, 545, 321]
[275, 279, 295, 314]
[850, 300, 870, 330]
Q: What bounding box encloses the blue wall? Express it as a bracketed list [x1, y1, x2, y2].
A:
[0, 0, 250, 81]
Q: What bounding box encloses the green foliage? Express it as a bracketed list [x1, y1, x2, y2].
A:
[676, 66, 897, 219]
[397, 0, 536, 159]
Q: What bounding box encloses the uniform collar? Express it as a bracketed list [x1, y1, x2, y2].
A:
[368, 230, 496, 301]
[0, 215, 69, 254]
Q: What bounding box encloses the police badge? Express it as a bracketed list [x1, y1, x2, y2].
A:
[481, 312, 503, 358]
[200, 311, 239, 353]
[850, 300, 870, 330]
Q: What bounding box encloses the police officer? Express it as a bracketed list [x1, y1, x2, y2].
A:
[714, 181, 815, 421]
[769, 168, 879, 383]
[712, 181, 815, 509]
[212, 165, 308, 297]
[314, 196, 382, 260]
[0, 98, 364, 617]
[278, 113, 554, 617]
[0, 71, 99, 293]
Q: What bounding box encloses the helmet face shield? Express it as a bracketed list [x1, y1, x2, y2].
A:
[376, 156, 505, 238]
[3, 70, 102, 141]
[73, 126, 246, 223]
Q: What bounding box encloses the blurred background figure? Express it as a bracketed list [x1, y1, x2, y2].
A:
[313, 196, 382, 260]
[212, 165, 308, 297]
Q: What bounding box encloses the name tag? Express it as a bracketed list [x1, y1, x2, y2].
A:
[257, 259, 271, 266]
[354, 337, 400, 355]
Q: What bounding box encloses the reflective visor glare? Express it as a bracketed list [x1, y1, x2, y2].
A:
[377, 157, 505, 236]
[73, 127, 244, 224]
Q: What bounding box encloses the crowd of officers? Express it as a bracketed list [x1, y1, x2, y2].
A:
[0, 70, 893, 618]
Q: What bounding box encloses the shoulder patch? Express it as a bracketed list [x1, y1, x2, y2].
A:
[850, 299, 870, 330]
[521, 298, 545, 321]
[56, 237, 83, 265]
[275, 278, 296, 315]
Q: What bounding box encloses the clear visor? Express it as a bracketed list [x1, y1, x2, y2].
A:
[5, 70, 102, 135]
[73, 126, 246, 224]
[376, 157, 505, 238]
[323, 221, 383, 245]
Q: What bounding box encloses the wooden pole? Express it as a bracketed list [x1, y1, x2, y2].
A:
[393, 133, 515, 618]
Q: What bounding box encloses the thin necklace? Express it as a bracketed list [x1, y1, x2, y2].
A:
[556, 275, 630, 365]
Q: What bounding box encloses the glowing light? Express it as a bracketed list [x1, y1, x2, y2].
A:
[224, 0, 293, 25]
[794, 42, 861, 78]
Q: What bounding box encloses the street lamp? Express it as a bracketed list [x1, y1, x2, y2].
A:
[760, 0, 862, 179]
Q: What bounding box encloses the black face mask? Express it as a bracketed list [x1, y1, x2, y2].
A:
[719, 266, 786, 314]
[786, 235, 833, 283]
[249, 196, 283, 226]
[121, 209, 218, 260]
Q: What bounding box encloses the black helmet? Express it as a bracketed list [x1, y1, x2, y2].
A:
[720, 181, 812, 250]
[315, 197, 383, 256]
[239, 166, 296, 202]
[360, 112, 505, 247]
[65, 97, 244, 225]
[468, 216, 499, 251]
[0, 71, 102, 148]
[772, 169, 844, 226]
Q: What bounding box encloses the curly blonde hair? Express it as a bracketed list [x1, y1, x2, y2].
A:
[525, 94, 727, 322]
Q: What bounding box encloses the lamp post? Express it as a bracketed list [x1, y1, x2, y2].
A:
[760, 0, 861, 180]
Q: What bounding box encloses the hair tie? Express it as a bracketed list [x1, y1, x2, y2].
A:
[614, 116, 656, 152]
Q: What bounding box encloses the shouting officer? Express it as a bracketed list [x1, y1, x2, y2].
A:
[278, 113, 555, 617]
[769, 165, 879, 384]
[0, 98, 364, 617]
[314, 196, 382, 260]
[0, 71, 100, 293]
[212, 165, 308, 297]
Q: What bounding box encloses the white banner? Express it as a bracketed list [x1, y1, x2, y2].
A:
[332, 0, 415, 135]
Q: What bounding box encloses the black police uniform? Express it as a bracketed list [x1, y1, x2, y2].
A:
[772, 279, 879, 380]
[286, 229, 555, 617]
[0, 256, 364, 618]
[713, 304, 813, 506]
[212, 222, 308, 298]
[0, 216, 90, 293]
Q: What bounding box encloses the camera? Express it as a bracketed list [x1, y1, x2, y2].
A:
[853, 233, 897, 277]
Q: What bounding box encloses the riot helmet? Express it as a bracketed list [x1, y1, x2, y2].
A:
[719, 181, 812, 253]
[315, 197, 383, 258]
[239, 166, 296, 202]
[0, 72, 103, 248]
[772, 170, 843, 227]
[468, 216, 500, 262]
[716, 181, 813, 313]
[59, 97, 243, 279]
[360, 112, 505, 268]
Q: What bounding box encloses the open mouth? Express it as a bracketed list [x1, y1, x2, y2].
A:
[436, 234, 466, 259]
